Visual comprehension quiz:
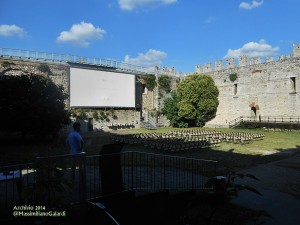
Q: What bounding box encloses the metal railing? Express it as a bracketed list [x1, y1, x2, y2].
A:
[0, 151, 217, 213]
[0, 162, 36, 210]
[0, 47, 154, 75]
[229, 116, 300, 129]
[228, 116, 244, 128]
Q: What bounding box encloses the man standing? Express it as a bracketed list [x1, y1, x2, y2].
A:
[67, 122, 84, 154]
[66, 122, 84, 181]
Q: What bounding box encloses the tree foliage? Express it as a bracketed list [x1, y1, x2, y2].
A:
[0, 74, 70, 137]
[161, 73, 219, 127]
[162, 92, 189, 128]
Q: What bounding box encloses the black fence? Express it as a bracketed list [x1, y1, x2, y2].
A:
[0, 151, 217, 216]
[229, 116, 300, 130]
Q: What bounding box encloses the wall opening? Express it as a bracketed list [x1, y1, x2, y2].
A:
[142, 85, 148, 94]
[251, 106, 256, 116]
[290, 77, 296, 93]
[234, 84, 237, 95]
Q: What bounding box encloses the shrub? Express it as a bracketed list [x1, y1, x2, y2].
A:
[158, 75, 172, 93]
[229, 73, 237, 82]
[143, 74, 157, 91]
[37, 63, 51, 74]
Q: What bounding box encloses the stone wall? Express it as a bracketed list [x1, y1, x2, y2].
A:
[195, 44, 300, 128]
[0, 58, 69, 100]
[66, 109, 139, 133]
[3, 43, 300, 130]
[0, 58, 147, 131]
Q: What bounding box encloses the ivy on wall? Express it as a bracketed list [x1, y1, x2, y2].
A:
[71, 109, 88, 120]
[1, 61, 14, 68]
[229, 73, 238, 82]
[37, 63, 51, 75]
[71, 108, 118, 122]
[143, 74, 157, 91]
[158, 75, 172, 93]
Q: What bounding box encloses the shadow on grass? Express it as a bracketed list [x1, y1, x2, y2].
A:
[2, 131, 300, 225]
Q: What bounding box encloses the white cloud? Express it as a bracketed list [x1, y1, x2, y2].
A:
[118, 0, 177, 11]
[239, 0, 263, 10]
[224, 39, 279, 58]
[0, 24, 26, 38]
[57, 22, 106, 47]
[124, 49, 167, 68]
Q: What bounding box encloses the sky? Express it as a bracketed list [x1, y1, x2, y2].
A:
[0, 0, 300, 73]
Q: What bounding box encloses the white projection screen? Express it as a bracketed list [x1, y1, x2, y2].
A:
[70, 67, 136, 108]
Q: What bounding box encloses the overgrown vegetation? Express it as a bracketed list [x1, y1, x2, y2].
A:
[229, 73, 238, 82]
[1, 60, 14, 68]
[71, 109, 118, 122]
[143, 74, 157, 91]
[37, 63, 51, 74]
[158, 75, 172, 93]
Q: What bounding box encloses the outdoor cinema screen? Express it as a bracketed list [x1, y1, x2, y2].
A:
[70, 67, 136, 108]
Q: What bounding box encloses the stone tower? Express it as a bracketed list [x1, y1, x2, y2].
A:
[293, 44, 300, 57]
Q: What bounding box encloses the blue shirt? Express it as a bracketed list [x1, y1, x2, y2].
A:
[67, 131, 83, 154]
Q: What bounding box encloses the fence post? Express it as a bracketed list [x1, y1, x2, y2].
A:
[99, 144, 124, 195]
[192, 160, 194, 189]
[79, 152, 86, 206]
[164, 155, 166, 191]
[78, 152, 87, 223]
[17, 165, 23, 204]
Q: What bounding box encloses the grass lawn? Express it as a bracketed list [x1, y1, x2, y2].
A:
[1, 127, 300, 173]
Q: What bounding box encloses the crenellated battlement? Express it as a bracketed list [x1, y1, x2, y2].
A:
[195, 43, 300, 73]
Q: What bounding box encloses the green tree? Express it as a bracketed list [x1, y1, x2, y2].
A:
[0, 74, 70, 137]
[161, 73, 219, 127]
[161, 92, 189, 127]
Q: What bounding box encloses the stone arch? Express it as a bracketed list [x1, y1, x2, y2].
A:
[249, 102, 260, 118]
[251, 106, 257, 116]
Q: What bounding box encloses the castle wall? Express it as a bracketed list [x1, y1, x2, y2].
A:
[195, 44, 300, 127]
[2, 43, 300, 130]
[0, 58, 142, 131]
[0, 58, 69, 103]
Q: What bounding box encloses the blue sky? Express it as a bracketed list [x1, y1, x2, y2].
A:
[0, 0, 299, 73]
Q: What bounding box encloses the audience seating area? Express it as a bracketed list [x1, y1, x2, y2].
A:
[111, 129, 265, 152]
